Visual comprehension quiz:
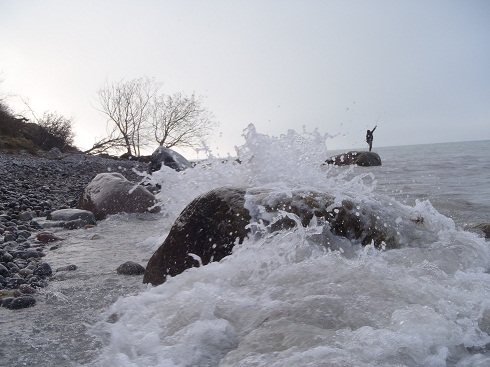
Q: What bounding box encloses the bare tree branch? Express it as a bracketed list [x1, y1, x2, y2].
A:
[94, 77, 218, 156]
[95, 77, 161, 156]
[149, 92, 217, 149]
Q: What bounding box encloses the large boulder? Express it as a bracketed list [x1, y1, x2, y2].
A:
[77, 173, 159, 220]
[143, 187, 250, 285]
[143, 186, 399, 286]
[325, 151, 381, 167]
[148, 146, 192, 173]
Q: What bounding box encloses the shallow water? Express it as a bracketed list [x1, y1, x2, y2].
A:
[1, 128, 489, 367]
[0, 214, 164, 366]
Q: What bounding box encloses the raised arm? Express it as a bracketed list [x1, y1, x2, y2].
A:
[372, 125, 377, 133]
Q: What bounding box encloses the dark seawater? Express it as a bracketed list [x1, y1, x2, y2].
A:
[373, 140, 490, 229]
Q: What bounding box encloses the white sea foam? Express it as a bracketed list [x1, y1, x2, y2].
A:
[85, 128, 490, 366]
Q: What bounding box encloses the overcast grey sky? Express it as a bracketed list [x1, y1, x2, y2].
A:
[1, 0, 489, 157]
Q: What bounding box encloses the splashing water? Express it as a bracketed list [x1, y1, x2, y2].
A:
[2, 127, 489, 367]
[83, 128, 490, 367]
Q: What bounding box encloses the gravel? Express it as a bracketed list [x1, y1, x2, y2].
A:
[0, 152, 148, 308]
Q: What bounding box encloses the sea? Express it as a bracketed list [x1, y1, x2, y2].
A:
[1, 125, 489, 367]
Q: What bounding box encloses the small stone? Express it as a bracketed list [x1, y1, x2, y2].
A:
[1, 297, 13, 308]
[34, 263, 52, 277]
[7, 263, 19, 272]
[0, 289, 16, 297]
[1, 251, 13, 262]
[18, 211, 35, 222]
[16, 250, 42, 259]
[36, 232, 64, 243]
[28, 275, 40, 284]
[29, 220, 43, 229]
[18, 268, 33, 276]
[5, 277, 26, 288]
[63, 219, 87, 230]
[19, 284, 36, 294]
[2, 295, 36, 309]
[116, 261, 145, 275]
[56, 264, 77, 272]
[3, 233, 16, 242]
[0, 263, 10, 277]
[17, 230, 31, 239]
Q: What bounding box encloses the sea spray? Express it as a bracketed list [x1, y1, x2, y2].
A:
[86, 129, 490, 366]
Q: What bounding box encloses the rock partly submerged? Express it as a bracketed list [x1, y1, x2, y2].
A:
[77, 172, 159, 220]
[143, 187, 250, 285]
[46, 208, 97, 229]
[148, 146, 193, 173]
[116, 261, 146, 275]
[143, 186, 400, 286]
[325, 151, 382, 167]
[475, 223, 490, 239]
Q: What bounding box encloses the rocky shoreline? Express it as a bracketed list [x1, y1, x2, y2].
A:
[0, 152, 148, 309]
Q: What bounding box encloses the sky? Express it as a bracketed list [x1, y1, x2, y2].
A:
[0, 0, 489, 158]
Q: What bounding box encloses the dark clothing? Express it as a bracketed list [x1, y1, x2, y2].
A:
[366, 126, 377, 151]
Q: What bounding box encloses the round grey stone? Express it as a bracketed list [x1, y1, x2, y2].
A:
[116, 261, 145, 275]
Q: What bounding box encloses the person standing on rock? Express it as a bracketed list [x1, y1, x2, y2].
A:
[366, 125, 377, 151]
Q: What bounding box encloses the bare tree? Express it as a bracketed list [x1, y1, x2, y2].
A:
[149, 92, 217, 148]
[92, 77, 218, 156]
[95, 77, 161, 156]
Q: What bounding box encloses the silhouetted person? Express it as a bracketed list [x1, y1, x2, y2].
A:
[366, 125, 377, 151]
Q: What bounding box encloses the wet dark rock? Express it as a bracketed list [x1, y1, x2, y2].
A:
[1, 297, 13, 308]
[56, 264, 77, 272]
[144, 187, 251, 286]
[3, 233, 16, 242]
[18, 268, 33, 277]
[29, 220, 43, 229]
[116, 261, 145, 275]
[7, 263, 20, 272]
[1, 251, 13, 262]
[475, 223, 490, 239]
[36, 232, 64, 243]
[19, 284, 36, 294]
[17, 230, 31, 239]
[16, 249, 43, 259]
[144, 186, 399, 286]
[5, 277, 27, 288]
[148, 146, 192, 173]
[63, 219, 88, 230]
[2, 295, 36, 309]
[34, 262, 52, 277]
[0, 263, 10, 277]
[324, 151, 382, 167]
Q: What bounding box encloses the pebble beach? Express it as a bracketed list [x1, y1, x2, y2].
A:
[0, 152, 148, 309]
